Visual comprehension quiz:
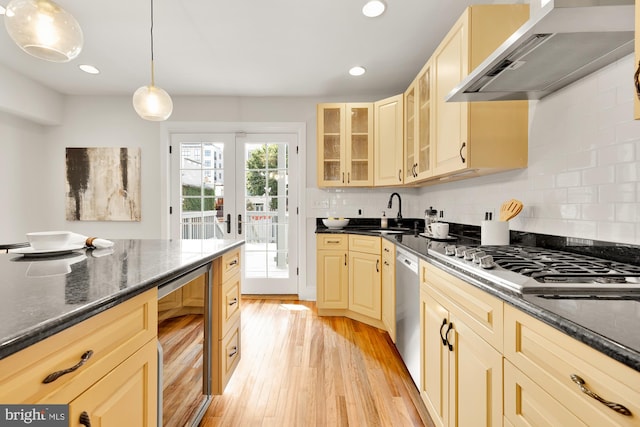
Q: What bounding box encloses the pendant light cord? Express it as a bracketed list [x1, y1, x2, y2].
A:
[150, 0, 156, 86]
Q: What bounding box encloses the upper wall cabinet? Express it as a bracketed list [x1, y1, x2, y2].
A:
[374, 94, 404, 186]
[405, 60, 434, 184]
[317, 103, 374, 187]
[433, 5, 529, 179]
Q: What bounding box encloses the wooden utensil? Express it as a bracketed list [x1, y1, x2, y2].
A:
[500, 199, 523, 221]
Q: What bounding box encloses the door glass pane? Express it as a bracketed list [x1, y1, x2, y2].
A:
[405, 87, 416, 179]
[418, 68, 431, 175]
[243, 143, 289, 279]
[180, 142, 225, 239]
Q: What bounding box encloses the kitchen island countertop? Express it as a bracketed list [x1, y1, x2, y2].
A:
[0, 238, 244, 360]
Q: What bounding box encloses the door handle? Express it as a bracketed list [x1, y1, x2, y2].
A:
[226, 214, 231, 234]
[459, 142, 467, 163]
[237, 214, 242, 234]
[439, 318, 448, 347]
[445, 322, 454, 351]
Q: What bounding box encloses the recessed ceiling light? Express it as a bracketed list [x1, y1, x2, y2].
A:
[349, 66, 366, 76]
[362, 0, 386, 18]
[79, 64, 100, 74]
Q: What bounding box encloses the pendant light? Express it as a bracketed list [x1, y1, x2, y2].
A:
[4, 0, 83, 62]
[132, 0, 173, 121]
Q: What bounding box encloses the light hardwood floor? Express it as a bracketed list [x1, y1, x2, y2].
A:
[200, 298, 434, 427]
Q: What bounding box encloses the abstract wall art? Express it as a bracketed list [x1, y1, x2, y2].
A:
[65, 147, 141, 221]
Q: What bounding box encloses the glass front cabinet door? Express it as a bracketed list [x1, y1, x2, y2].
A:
[317, 103, 373, 187]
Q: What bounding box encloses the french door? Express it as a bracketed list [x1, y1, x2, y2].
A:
[170, 132, 298, 295]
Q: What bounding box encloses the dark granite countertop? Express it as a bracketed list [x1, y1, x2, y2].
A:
[316, 220, 640, 372]
[0, 238, 244, 360]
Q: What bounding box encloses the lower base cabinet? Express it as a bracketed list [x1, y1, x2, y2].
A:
[69, 339, 157, 427]
[317, 234, 384, 330]
[0, 289, 158, 426]
[421, 260, 640, 427]
[504, 304, 640, 427]
[420, 283, 502, 427]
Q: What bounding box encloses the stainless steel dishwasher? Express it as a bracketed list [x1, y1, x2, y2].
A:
[395, 246, 420, 388]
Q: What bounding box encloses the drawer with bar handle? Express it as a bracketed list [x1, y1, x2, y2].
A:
[0, 289, 157, 404]
[504, 304, 639, 426]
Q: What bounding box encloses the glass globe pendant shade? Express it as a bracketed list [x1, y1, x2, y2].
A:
[132, 82, 173, 121]
[4, 0, 83, 62]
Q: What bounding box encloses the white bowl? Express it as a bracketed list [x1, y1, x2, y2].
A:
[26, 231, 72, 251]
[322, 218, 350, 229]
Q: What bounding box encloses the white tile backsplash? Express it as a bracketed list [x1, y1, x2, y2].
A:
[306, 55, 640, 245]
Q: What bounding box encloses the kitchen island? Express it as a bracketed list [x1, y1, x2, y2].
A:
[0, 238, 244, 427]
[0, 238, 244, 359]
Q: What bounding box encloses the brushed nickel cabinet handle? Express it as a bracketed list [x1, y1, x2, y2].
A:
[570, 374, 632, 416]
[79, 411, 91, 427]
[228, 297, 238, 306]
[228, 346, 238, 358]
[43, 350, 93, 383]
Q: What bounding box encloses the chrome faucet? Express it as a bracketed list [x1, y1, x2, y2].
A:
[387, 192, 403, 227]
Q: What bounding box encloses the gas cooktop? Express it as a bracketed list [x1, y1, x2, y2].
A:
[427, 243, 640, 294]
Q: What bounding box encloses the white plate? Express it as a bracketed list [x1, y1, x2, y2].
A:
[9, 244, 86, 258]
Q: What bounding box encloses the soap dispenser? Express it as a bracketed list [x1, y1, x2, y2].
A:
[381, 212, 388, 229]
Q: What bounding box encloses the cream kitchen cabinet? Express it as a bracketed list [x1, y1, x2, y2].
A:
[405, 59, 434, 184]
[0, 289, 158, 426]
[420, 260, 503, 427]
[317, 103, 374, 187]
[316, 234, 349, 309]
[374, 94, 404, 186]
[317, 234, 385, 330]
[432, 5, 529, 179]
[212, 248, 242, 394]
[381, 239, 396, 342]
[504, 304, 640, 427]
[348, 234, 382, 320]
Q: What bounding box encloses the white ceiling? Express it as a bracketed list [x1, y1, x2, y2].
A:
[0, 0, 506, 98]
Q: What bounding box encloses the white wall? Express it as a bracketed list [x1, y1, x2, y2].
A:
[0, 113, 50, 240]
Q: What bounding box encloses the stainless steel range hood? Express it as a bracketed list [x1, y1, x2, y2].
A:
[446, 0, 635, 102]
